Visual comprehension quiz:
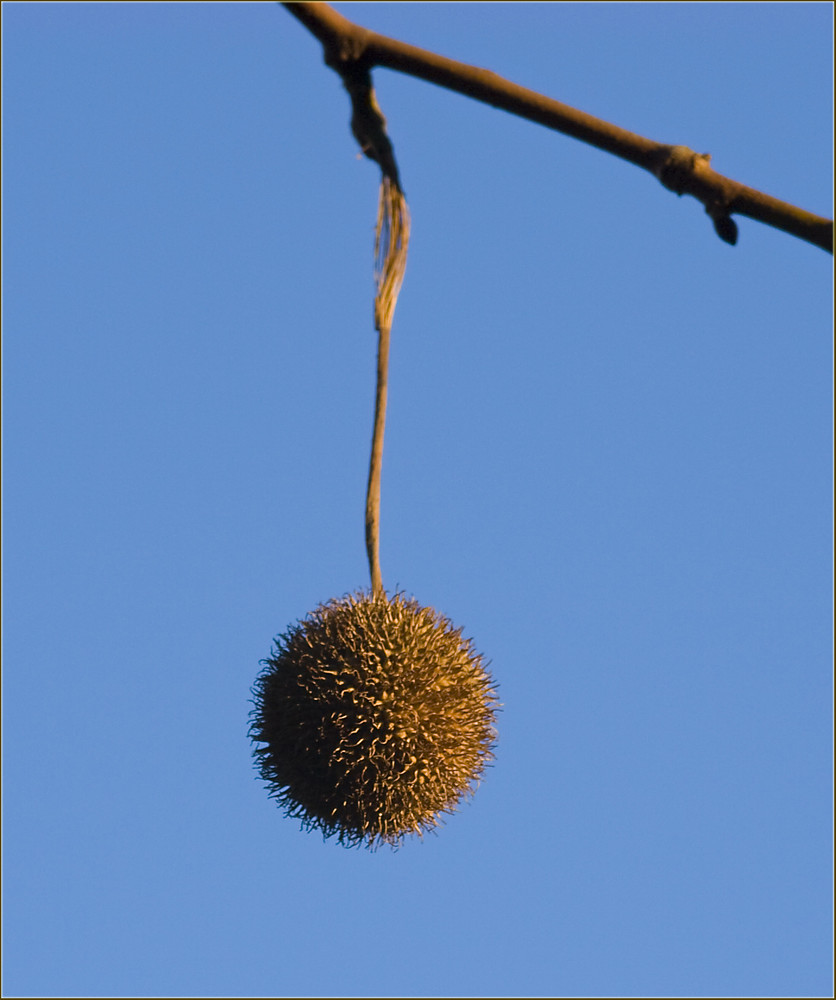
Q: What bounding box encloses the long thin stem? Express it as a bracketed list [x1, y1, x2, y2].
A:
[365, 305, 390, 600]
[343, 62, 411, 598]
[366, 180, 410, 598]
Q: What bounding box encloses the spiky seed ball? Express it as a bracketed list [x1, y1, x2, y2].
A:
[249, 590, 498, 849]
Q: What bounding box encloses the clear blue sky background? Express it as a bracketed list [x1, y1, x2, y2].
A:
[3, 3, 832, 997]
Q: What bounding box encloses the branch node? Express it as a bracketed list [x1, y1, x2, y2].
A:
[653, 145, 710, 196]
[321, 26, 372, 73]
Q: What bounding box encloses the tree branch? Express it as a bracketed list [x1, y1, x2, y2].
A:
[281, 1, 832, 254]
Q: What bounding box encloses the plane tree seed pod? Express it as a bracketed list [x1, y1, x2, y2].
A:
[250, 60, 498, 848]
[250, 591, 498, 849]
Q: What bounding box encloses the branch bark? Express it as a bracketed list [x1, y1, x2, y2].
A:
[281, 1, 832, 254]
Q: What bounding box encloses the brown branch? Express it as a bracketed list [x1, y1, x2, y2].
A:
[281, 1, 832, 254]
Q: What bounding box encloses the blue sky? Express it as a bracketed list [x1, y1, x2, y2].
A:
[2, 3, 832, 997]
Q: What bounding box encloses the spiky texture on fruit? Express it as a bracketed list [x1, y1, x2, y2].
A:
[249, 591, 498, 849]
